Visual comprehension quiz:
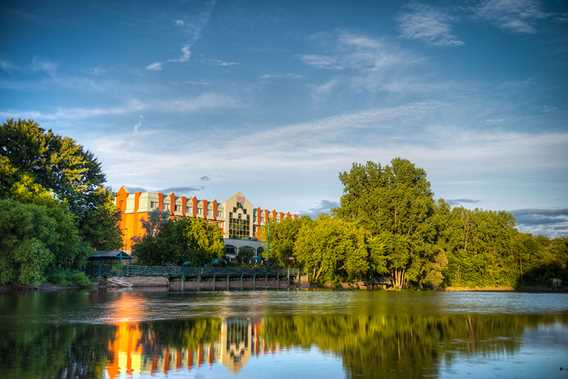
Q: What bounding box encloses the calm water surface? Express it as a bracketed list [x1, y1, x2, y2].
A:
[0, 290, 567, 379]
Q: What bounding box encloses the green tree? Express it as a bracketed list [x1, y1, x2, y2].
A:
[336, 158, 437, 288]
[0, 119, 121, 249]
[294, 216, 368, 284]
[134, 214, 224, 266]
[264, 216, 312, 267]
[0, 199, 85, 286]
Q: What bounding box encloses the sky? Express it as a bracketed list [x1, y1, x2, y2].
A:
[1, 0, 567, 236]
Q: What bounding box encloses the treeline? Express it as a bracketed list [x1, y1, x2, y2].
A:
[265, 159, 568, 289]
[0, 119, 121, 286]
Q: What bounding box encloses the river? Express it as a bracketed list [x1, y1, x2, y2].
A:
[0, 290, 567, 379]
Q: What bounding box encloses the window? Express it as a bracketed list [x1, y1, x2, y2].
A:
[198, 205, 203, 216]
[164, 202, 170, 211]
[186, 205, 193, 214]
[228, 204, 250, 239]
[150, 201, 158, 209]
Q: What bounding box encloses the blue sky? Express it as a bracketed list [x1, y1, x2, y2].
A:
[1, 0, 567, 235]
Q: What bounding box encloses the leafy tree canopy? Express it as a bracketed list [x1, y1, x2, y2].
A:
[0, 119, 121, 249]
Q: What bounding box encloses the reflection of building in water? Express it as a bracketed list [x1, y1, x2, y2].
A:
[220, 318, 253, 373]
[105, 314, 279, 378]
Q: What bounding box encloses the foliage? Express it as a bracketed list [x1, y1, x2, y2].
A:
[134, 211, 224, 266]
[0, 199, 88, 286]
[267, 158, 568, 289]
[263, 216, 312, 266]
[294, 215, 369, 284]
[335, 158, 438, 288]
[47, 269, 92, 287]
[0, 119, 121, 250]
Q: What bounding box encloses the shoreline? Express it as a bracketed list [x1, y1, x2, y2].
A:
[1, 283, 566, 294]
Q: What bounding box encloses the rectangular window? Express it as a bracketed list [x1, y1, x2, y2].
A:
[150, 201, 157, 209]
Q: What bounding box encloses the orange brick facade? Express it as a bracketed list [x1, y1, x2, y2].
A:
[115, 186, 296, 253]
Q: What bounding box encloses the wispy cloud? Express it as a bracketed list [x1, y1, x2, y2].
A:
[168, 46, 191, 63]
[30, 57, 58, 76]
[300, 200, 339, 218]
[300, 31, 423, 94]
[473, 0, 549, 34]
[0, 93, 242, 121]
[447, 198, 480, 206]
[512, 208, 568, 237]
[206, 58, 239, 67]
[0, 59, 19, 72]
[160, 186, 202, 194]
[147, 0, 216, 70]
[398, 3, 464, 47]
[299, 54, 342, 70]
[146, 62, 163, 71]
[311, 79, 339, 101]
[259, 73, 303, 80]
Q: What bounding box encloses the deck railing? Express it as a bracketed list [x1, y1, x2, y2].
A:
[86, 263, 299, 278]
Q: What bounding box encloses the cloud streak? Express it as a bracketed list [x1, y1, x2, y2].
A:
[512, 209, 568, 237]
[473, 0, 549, 34]
[398, 3, 464, 46]
[146, 0, 216, 70]
[0, 93, 242, 121]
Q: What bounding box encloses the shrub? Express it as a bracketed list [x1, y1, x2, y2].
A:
[70, 271, 91, 287]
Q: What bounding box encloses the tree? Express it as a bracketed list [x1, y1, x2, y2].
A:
[0, 119, 121, 249]
[0, 199, 86, 286]
[134, 215, 224, 266]
[336, 158, 436, 288]
[294, 216, 368, 284]
[264, 216, 312, 267]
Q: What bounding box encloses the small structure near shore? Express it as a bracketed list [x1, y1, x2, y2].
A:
[88, 250, 132, 265]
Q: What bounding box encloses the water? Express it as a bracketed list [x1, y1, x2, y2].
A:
[0, 290, 567, 379]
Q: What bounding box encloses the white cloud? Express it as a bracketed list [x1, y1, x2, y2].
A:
[300, 31, 423, 94]
[260, 73, 303, 80]
[311, 79, 339, 101]
[151, 1, 216, 70]
[0, 59, 18, 72]
[398, 3, 464, 47]
[146, 62, 163, 71]
[300, 54, 342, 69]
[474, 0, 549, 34]
[168, 46, 191, 63]
[207, 58, 239, 67]
[0, 93, 242, 121]
[30, 57, 58, 76]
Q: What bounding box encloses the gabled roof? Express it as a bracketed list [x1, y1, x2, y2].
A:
[89, 250, 132, 259]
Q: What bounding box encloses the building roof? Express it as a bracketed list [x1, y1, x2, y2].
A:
[89, 250, 132, 259]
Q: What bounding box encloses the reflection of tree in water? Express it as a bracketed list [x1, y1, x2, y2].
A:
[259, 313, 568, 379]
[0, 292, 114, 379]
[1, 290, 567, 379]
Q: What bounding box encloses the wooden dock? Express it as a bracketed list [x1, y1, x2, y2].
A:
[89, 264, 301, 290]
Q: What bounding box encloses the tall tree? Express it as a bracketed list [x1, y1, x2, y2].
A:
[0, 119, 121, 249]
[336, 158, 437, 288]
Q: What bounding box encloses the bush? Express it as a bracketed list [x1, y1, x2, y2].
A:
[47, 270, 91, 287]
[70, 271, 91, 287]
[47, 270, 71, 286]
